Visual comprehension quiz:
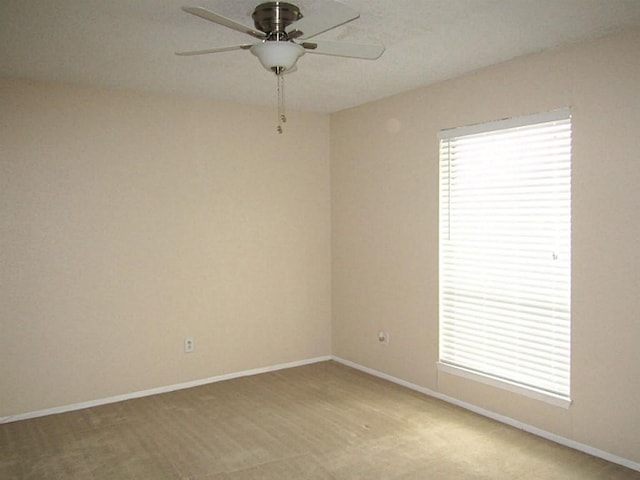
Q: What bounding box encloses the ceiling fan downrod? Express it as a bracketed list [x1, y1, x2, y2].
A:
[252, 2, 303, 39]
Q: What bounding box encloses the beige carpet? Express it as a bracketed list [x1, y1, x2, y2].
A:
[1, 361, 638, 479]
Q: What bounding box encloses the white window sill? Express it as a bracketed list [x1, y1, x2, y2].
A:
[437, 362, 572, 409]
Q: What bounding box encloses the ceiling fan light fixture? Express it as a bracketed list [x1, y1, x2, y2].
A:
[179, 2, 384, 133]
[250, 41, 305, 73]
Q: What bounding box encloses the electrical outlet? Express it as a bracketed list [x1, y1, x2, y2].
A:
[184, 337, 194, 353]
[377, 330, 389, 345]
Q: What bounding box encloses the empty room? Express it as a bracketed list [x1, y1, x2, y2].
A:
[1, 1, 639, 478]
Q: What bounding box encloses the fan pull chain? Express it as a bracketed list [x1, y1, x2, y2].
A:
[276, 73, 286, 134]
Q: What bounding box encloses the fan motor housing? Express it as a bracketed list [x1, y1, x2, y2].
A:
[252, 2, 302, 37]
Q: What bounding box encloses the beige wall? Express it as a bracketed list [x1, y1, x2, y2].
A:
[331, 29, 640, 464]
[0, 79, 331, 416]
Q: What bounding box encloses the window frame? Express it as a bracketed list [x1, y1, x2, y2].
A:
[437, 109, 572, 408]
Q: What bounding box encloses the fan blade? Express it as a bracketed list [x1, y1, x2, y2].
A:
[285, 2, 359, 40]
[175, 44, 253, 56]
[302, 40, 384, 60]
[182, 6, 266, 39]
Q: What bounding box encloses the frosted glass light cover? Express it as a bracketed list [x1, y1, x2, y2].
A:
[250, 42, 305, 72]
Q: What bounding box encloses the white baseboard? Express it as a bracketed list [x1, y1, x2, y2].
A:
[0, 355, 332, 424]
[331, 356, 640, 473]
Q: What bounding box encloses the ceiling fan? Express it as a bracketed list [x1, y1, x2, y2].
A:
[177, 1, 385, 132]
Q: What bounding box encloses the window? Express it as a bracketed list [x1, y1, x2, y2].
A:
[438, 109, 572, 406]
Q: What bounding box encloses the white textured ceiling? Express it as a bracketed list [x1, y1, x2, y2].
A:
[2, 0, 640, 113]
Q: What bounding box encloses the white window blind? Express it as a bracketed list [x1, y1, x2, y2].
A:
[438, 109, 572, 403]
